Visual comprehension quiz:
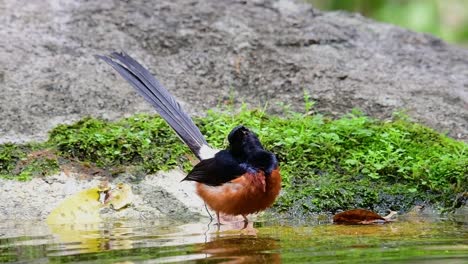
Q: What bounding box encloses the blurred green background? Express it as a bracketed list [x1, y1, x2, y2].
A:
[308, 0, 468, 46]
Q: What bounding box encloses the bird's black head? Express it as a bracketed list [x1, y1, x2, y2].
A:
[228, 125, 250, 145]
[227, 125, 278, 175]
[228, 125, 263, 158]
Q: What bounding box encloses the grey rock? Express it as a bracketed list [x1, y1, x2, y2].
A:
[0, 0, 466, 144]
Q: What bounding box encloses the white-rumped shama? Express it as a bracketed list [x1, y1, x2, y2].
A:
[97, 52, 281, 224]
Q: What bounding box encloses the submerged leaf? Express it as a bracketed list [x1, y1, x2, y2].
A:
[333, 209, 393, 225]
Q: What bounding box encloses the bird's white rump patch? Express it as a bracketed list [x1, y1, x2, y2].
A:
[199, 144, 219, 160]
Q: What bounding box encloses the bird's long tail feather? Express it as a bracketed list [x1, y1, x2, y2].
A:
[97, 52, 207, 159]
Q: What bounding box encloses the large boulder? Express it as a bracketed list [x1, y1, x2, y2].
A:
[1, 0, 466, 144]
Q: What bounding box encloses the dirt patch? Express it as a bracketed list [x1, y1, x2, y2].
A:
[0, 170, 206, 221]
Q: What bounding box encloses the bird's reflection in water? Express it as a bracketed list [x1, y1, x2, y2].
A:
[197, 218, 281, 264]
[198, 236, 280, 264]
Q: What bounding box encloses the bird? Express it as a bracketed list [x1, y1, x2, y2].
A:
[97, 52, 281, 224]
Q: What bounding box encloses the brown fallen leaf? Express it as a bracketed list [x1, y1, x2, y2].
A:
[333, 209, 396, 225]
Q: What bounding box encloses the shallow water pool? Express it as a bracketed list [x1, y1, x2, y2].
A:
[1, 215, 467, 263]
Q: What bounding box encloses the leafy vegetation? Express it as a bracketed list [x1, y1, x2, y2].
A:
[309, 0, 468, 45]
[0, 106, 466, 214]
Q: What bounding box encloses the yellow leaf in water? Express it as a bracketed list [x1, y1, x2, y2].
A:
[46, 185, 109, 225]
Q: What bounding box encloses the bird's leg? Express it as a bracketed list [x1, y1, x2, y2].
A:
[242, 214, 249, 223]
[215, 211, 222, 226]
[241, 214, 249, 229]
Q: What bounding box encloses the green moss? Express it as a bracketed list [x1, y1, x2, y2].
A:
[0, 108, 466, 213]
[48, 115, 191, 172]
[0, 143, 59, 181]
[0, 143, 27, 177]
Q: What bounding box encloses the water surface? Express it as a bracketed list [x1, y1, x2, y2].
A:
[1, 215, 467, 263]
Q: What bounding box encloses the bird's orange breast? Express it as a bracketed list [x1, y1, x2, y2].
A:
[196, 168, 281, 216]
